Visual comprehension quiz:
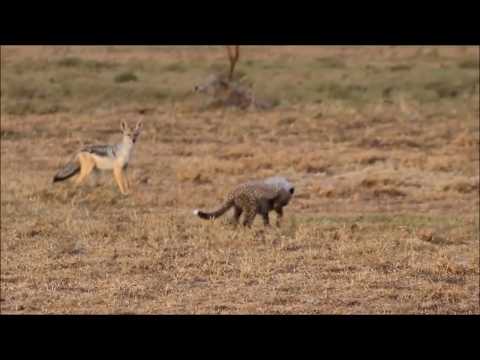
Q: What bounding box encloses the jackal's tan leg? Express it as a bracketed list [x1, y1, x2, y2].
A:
[75, 155, 95, 187]
[123, 169, 130, 193]
[113, 167, 127, 195]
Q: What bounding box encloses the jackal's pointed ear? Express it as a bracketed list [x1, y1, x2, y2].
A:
[135, 120, 143, 131]
[120, 120, 128, 132]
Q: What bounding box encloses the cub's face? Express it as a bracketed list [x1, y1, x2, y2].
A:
[275, 187, 294, 207]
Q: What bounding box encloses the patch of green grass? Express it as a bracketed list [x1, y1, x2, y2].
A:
[11, 58, 50, 73]
[315, 57, 347, 69]
[2, 76, 72, 115]
[424, 81, 460, 98]
[423, 79, 477, 99]
[0, 129, 25, 140]
[6, 81, 41, 100]
[389, 64, 414, 72]
[57, 57, 118, 71]
[153, 89, 170, 100]
[114, 71, 138, 83]
[57, 57, 83, 67]
[207, 63, 226, 73]
[261, 60, 288, 70]
[164, 62, 187, 73]
[315, 83, 367, 101]
[268, 98, 281, 108]
[458, 58, 478, 69]
[3, 100, 68, 116]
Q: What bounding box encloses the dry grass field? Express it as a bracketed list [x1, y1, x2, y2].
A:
[1, 46, 479, 314]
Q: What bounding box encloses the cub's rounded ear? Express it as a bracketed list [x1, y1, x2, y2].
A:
[120, 120, 128, 132]
[135, 120, 143, 131]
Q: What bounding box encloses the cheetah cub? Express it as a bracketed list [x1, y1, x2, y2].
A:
[193, 176, 295, 227]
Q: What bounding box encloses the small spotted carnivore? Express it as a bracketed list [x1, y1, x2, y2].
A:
[193, 177, 295, 227]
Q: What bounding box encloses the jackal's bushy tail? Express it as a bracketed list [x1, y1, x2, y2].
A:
[193, 200, 233, 220]
[53, 161, 80, 183]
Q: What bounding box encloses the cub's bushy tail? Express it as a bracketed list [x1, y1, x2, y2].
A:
[193, 200, 233, 220]
[53, 161, 80, 183]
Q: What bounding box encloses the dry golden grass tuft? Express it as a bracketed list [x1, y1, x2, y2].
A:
[1, 46, 479, 314]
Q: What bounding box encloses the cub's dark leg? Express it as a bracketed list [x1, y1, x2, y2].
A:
[242, 207, 257, 227]
[232, 206, 243, 225]
[258, 198, 273, 227]
[274, 206, 284, 227]
[261, 211, 270, 226]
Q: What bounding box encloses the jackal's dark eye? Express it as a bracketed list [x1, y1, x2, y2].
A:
[290, 187, 295, 194]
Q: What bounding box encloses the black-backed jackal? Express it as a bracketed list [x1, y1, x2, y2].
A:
[53, 120, 143, 195]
